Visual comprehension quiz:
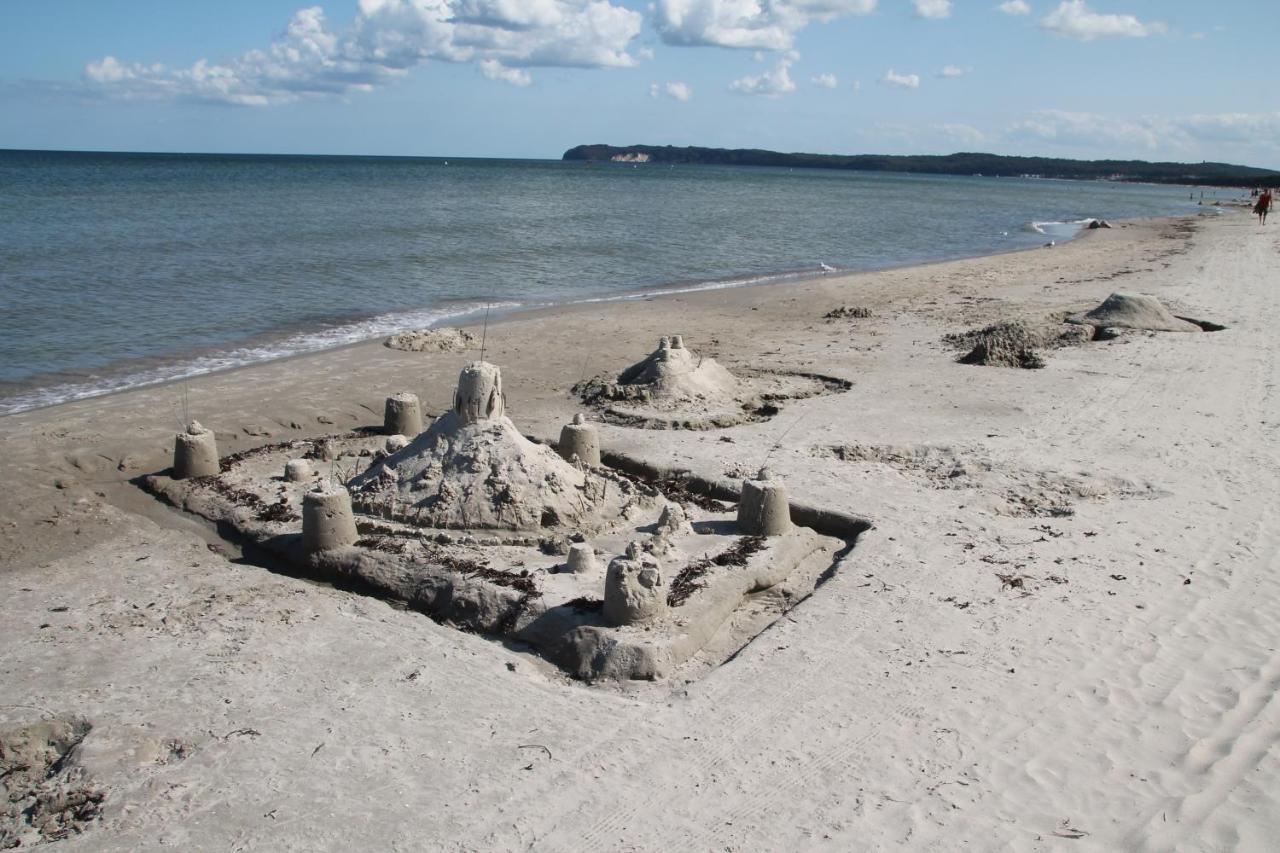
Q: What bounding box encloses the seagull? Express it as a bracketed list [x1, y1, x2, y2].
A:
[819, 262, 837, 273]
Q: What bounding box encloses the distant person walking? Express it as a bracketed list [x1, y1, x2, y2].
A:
[1256, 189, 1272, 224]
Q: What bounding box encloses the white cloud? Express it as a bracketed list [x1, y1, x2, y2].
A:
[668, 81, 694, 101]
[83, 1, 644, 105]
[653, 0, 877, 51]
[1040, 1, 1165, 41]
[938, 64, 969, 77]
[912, 0, 952, 19]
[935, 123, 986, 145]
[882, 68, 920, 88]
[998, 0, 1030, 15]
[1010, 109, 1161, 148]
[1005, 109, 1280, 153]
[851, 79, 862, 91]
[730, 55, 797, 96]
[478, 59, 531, 86]
[650, 80, 694, 100]
[1169, 112, 1280, 148]
[863, 110, 1280, 160]
[810, 72, 838, 88]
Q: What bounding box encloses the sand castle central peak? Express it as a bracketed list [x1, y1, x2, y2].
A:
[350, 360, 597, 531]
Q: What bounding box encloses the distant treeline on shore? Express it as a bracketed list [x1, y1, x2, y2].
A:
[562, 144, 1280, 188]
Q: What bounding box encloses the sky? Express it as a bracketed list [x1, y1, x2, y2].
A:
[1, 0, 1277, 167]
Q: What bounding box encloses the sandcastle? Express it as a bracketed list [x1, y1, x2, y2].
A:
[145, 360, 864, 681]
[574, 335, 850, 429]
[615, 334, 741, 403]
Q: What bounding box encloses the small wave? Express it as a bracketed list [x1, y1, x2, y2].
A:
[0, 301, 517, 416]
[1028, 218, 1096, 236]
[566, 265, 835, 307]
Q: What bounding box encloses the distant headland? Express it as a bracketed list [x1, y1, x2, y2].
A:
[563, 144, 1280, 188]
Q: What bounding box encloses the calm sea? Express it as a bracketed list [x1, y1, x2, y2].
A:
[0, 149, 1213, 415]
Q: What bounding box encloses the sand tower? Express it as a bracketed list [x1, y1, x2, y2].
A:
[302, 485, 359, 554]
[558, 414, 601, 466]
[349, 362, 592, 531]
[384, 392, 424, 437]
[173, 421, 219, 479]
[737, 468, 792, 536]
[284, 459, 311, 482]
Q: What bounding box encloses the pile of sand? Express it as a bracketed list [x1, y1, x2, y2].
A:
[947, 313, 1099, 369]
[385, 327, 478, 353]
[613, 336, 740, 403]
[350, 362, 593, 530]
[956, 321, 1048, 369]
[1068, 292, 1200, 333]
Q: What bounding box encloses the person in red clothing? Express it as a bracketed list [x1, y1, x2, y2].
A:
[1256, 189, 1272, 224]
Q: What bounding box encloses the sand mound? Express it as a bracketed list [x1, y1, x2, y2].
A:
[615, 336, 740, 403]
[350, 362, 592, 530]
[948, 317, 1095, 369]
[385, 327, 478, 352]
[955, 321, 1049, 369]
[1068, 292, 1200, 333]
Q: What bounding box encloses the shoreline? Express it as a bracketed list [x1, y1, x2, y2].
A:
[0, 212, 1209, 564]
[4, 208, 1279, 849]
[0, 212, 1161, 419]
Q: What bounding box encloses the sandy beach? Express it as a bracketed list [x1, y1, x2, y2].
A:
[3, 209, 1280, 850]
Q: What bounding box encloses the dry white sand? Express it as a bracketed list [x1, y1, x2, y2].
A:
[2, 211, 1279, 850]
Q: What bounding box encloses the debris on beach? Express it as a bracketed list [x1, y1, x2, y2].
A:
[819, 441, 1166, 518]
[384, 327, 478, 353]
[0, 717, 105, 847]
[824, 306, 873, 320]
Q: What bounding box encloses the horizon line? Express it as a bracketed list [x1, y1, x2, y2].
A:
[2, 145, 1276, 176]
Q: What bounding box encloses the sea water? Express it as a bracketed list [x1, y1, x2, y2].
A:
[0, 149, 1213, 414]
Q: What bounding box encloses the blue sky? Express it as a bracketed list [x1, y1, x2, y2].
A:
[2, 1, 1277, 167]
